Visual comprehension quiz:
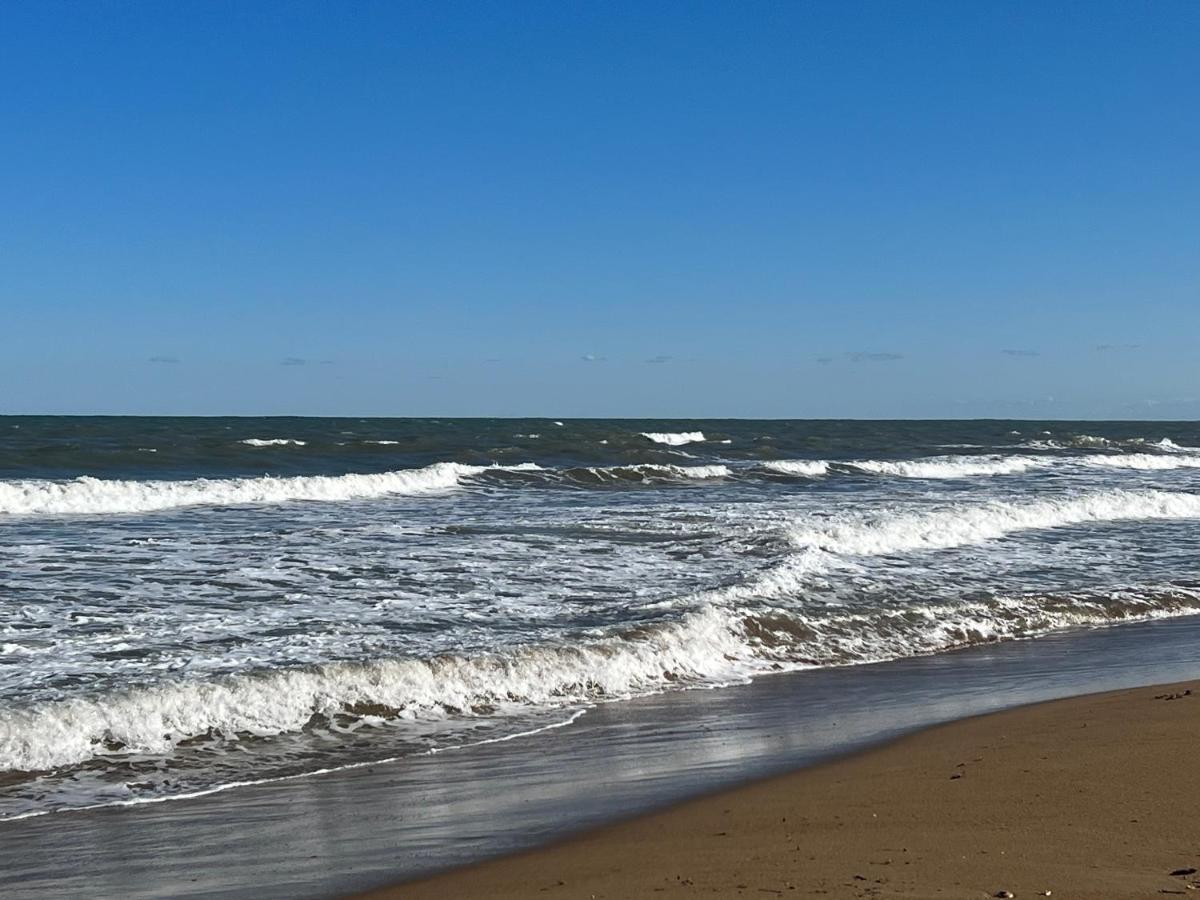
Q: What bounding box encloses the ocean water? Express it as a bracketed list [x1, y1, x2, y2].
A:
[2, 417, 1200, 820]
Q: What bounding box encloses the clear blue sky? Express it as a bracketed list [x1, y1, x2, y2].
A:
[2, 1, 1197, 418]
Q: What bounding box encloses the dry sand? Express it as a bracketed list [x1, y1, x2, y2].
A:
[357, 681, 1200, 899]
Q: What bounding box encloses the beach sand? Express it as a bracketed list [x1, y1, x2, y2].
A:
[358, 680, 1200, 899]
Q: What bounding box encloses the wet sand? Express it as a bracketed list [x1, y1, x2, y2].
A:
[364, 681, 1200, 899]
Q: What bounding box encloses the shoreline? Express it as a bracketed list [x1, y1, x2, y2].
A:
[5, 614, 1200, 898]
[361, 680, 1200, 899]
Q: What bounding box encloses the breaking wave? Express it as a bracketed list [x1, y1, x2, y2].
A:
[0, 463, 540, 517]
[759, 460, 831, 477]
[1151, 438, 1193, 452]
[846, 455, 1044, 478]
[1022, 434, 1196, 453]
[4, 583, 1198, 776]
[1080, 453, 1200, 471]
[783, 488, 1200, 558]
[640, 431, 706, 446]
[239, 438, 307, 447]
[760, 455, 1041, 479]
[6, 487, 1200, 775]
[0, 606, 752, 773]
[558, 464, 729, 485]
[7, 446, 1200, 518]
[743, 587, 1200, 667]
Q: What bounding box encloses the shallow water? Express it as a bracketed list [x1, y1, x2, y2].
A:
[2, 614, 1198, 899]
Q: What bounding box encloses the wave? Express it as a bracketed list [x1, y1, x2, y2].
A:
[1022, 434, 1195, 453]
[1081, 453, 1200, 471]
[759, 455, 1041, 479]
[6, 449, 1199, 518]
[759, 460, 830, 477]
[640, 431, 706, 446]
[5, 581, 1199, 775]
[744, 587, 1200, 666]
[0, 606, 752, 773]
[846, 455, 1044, 479]
[239, 438, 307, 447]
[783, 488, 1200, 559]
[764, 452, 1200, 480]
[6, 488, 1200, 773]
[0, 463, 541, 517]
[560, 464, 729, 485]
[1057, 433, 1116, 449]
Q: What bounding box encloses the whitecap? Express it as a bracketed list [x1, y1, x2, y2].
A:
[847, 455, 1044, 478]
[0, 463, 542, 517]
[640, 431, 706, 446]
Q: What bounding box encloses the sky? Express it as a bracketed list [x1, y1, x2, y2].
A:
[1, 1, 1197, 418]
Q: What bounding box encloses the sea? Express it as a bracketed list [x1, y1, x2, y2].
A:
[3, 416, 1200, 823]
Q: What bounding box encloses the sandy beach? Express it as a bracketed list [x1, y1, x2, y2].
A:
[363, 680, 1200, 899]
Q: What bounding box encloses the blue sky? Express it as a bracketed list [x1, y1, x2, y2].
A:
[2, 1, 1197, 417]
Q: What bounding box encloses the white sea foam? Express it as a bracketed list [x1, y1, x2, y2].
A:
[0, 606, 751, 772]
[745, 588, 1200, 667]
[239, 438, 307, 447]
[363, 440, 400, 445]
[1151, 438, 1193, 452]
[572, 464, 730, 483]
[761, 456, 1039, 479]
[847, 455, 1043, 478]
[1081, 453, 1200, 470]
[5, 576, 1199, 775]
[785, 489, 1200, 559]
[6, 487, 1200, 775]
[0, 463, 540, 517]
[640, 431, 706, 446]
[641, 464, 729, 480]
[1021, 434, 1197, 454]
[760, 460, 831, 477]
